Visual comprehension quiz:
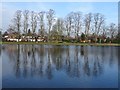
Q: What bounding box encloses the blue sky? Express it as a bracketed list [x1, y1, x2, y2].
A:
[1, 2, 118, 32]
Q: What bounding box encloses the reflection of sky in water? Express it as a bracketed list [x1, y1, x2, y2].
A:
[2, 45, 118, 88]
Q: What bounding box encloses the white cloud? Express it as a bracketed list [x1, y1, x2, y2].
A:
[35, 3, 48, 11]
[73, 6, 93, 14]
[66, 3, 93, 14]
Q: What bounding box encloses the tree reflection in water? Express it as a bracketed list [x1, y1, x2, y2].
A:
[16, 44, 20, 77]
[2, 45, 118, 79]
[46, 47, 53, 79]
[38, 45, 44, 77]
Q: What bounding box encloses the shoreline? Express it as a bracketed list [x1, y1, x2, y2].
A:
[1, 42, 120, 46]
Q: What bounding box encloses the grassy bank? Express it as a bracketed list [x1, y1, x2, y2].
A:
[1, 41, 120, 46]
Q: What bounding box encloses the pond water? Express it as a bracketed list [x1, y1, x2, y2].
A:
[2, 44, 118, 88]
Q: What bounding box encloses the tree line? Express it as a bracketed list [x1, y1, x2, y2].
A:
[2, 9, 120, 43]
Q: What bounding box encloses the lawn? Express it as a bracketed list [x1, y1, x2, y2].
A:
[1, 41, 120, 46]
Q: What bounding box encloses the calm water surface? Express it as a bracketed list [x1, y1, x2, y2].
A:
[2, 45, 118, 88]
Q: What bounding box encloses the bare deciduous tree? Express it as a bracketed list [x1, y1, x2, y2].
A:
[7, 25, 16, 34]
[93, 13, 105, 42]
[56, 18, 64, 37]
[31, 11, 37, 34]
[23, 10, 29, 35]
[14, 10, 22, 33]
[13, 10, 22, 40]
[65, 12, 73, 38]
[38, 11, 45, 37]
[108, 23, 117, 42]
[73, 12, 82, 41]
[52, 18, 64, 41]
[46, 9, 55, 41]
[94, 13, 105, 35]
[84, 13, 92, 38]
